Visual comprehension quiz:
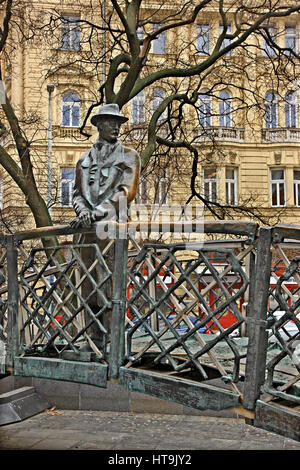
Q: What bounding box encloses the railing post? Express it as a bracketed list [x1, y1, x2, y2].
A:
[109, 233, 128, 379]
[6, 235, 19, 368]
[243, 227, 272, 410]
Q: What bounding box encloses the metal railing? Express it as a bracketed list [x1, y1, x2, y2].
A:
[0, 220, 299, 424]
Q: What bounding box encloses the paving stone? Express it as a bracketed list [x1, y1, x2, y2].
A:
[29, 438, 83, 450]
[0, 436, 43, 450]
[0, 409, 299, 450]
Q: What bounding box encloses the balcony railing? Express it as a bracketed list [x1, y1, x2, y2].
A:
[122, 123, 169, 141]
[262, 127, 300, 143]
[194, 126, 245, 143]
[53, 126, 93, 140]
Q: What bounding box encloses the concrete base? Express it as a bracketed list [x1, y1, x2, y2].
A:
[0, 386, 50, 426]
[0, 374, 240, 418]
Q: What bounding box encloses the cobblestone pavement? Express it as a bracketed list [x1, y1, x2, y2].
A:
[0, 409, 300, 452]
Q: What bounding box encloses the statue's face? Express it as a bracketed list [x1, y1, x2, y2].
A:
[97, 117, 121, 143]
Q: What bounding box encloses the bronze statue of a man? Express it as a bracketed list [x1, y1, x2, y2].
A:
[71, 103, 140, 228]
[70, 104, 140, 353]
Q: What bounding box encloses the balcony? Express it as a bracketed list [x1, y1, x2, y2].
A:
[53, 126, 93, 140]
[194, 126, 245, 143]
[123, 123, 169, 141]
[262, 128, 300, 143]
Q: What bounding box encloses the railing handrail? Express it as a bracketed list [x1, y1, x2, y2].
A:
[5, 220, 300, 246]
[273, 223, 300, 242]
[9, 219, 259, 243]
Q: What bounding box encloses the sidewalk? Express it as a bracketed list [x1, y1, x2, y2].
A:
[0, 409, 300, 451]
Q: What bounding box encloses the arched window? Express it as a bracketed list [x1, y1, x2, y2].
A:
[132, 91, 145, 124]
[285, 92, 297, 128]
[199, 92, 212, 127]
[152, 88, 166, 121]
[219, 90, 232, 127]
[61, 92, 80, 127]
[265, 92, 277, 128]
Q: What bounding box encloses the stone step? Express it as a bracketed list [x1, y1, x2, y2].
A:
[0, 386, 51, 426]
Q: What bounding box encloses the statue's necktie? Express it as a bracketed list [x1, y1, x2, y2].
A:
[89, 143, 114, 185]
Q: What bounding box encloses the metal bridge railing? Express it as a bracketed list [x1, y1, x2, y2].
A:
[0, 220, 299, 426]
[263, 225, 300, 406]
[124, 237, 255, 398]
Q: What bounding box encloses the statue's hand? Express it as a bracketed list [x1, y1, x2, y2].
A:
[70, 210, 92, 228]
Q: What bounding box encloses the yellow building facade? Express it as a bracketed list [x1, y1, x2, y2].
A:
[1, 0, 300, 232]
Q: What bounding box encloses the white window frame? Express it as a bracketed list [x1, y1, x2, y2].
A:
[137, 26, 144, 41]
[225, 167, 238, 206]
[199, 92, 212, 127]
[197, 23, 210, 56]
[61, 92, 81, 127]
[203, 167, 217, 203]
[219, 23, 232, 56]
[265, 92, 278, 129]
[153, 24, 166, 54]
[219, 90, 232, 127]
[270, 168, 286, 207]
[285, 24, 297, 55]
[135, 178, 148, 204]
[61, 15, 81, 51]
[152, 88, 166, 122]
[60, 168, 75, 207]
[294, 169, 300, 206]
[154, 171, 169, 205]
[263, 23, 276, 57]
[0, 178, 3, 210]
[132, 91, 145, 124]
[285, 92, 297, 128]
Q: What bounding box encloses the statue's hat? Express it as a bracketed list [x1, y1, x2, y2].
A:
[91, 103, 128, 126]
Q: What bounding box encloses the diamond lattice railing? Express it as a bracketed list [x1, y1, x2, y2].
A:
[125, 239, 255, 391]
[17, 242, 114, 360]
[265, 242, 300, 403]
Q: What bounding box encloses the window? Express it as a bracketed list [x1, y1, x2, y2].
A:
[153, 24, 166, 54]
[270, 169, 285, 207]
[61, 168, 75, 207]
[132, 91, 145, 124]
[197, 24, 210, 55]
[199, 92, 212, 127]
[61, 92, 80, 127]
[265, 92, 277, 128]
[285, 92, 297, 128]
[285, 25, 297, 55]
[137, 26, 144, 40]
[219, 90, 232, 127]
[0, 178, 3, 210]
[152, 88, 166, 121]
[61, 15, 80, 51]
[219, 23, 232, 56]
[226, 167, 238, 205]
[294, 170, 300, 206]
[203, 167, 217, 203]
[135, 178, 148, 204]
[154, 170, 169, 205]
[263, 24, 276, 57]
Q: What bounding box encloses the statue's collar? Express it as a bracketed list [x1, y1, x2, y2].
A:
[94, 138, 119, 150]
